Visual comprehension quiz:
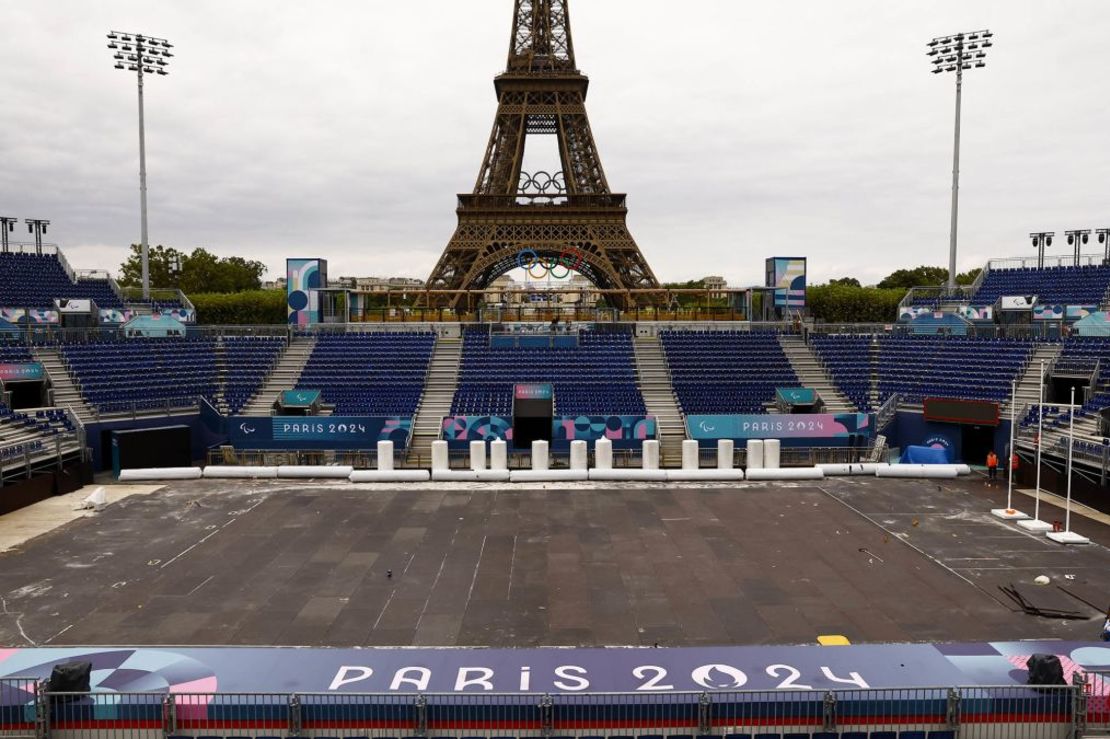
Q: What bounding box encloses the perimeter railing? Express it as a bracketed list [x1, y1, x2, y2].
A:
[11, 684, 1100, 739]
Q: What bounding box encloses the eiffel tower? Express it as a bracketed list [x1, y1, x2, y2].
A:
[424, 0, 661, 310]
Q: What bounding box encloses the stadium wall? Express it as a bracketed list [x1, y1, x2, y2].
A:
[890, 411, 1012, 464]
[85, 415, 204, 471]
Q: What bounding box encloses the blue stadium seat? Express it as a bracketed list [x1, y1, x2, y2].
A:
[451, 326, 645, 416]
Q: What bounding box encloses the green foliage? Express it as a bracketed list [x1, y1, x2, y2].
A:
[956, 268, 982, 285]
[118, 245, 266, 293]
[875, 265, 982, 290]
[876, 266, 949, 290]
[829, 277, 861, 287]
[807, 284, 905, 324]
[187, 290, 287, 325]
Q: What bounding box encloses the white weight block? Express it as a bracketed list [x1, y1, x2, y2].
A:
[642, 440, 660, 470]
[717, 439, 735, 470]
[490, 439, 508, 471]
[682, 440, 700, 470]
[763, 439, 781, 470]
[349, 470, 431, 483]
[470, 440, 487, 471]
[377, 441, 394, 471]
[747, 440, 764, 470]
[277, 466, 354, 479]
[532, 440, 550, 471]
[594, 438, 613, 470]
[570, 440, 588, 471]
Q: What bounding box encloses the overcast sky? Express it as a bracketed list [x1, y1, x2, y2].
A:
[1, 1, 1107, 288]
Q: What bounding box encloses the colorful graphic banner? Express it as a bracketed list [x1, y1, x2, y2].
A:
[442, 415, 654, 450]
[554, 415, 656, 446]
[0, 362, 44, 382]
[228, 416, 412, 450]
[0, 308, 58, 324]
[959, 305, 993, 321]
[99, 308, 135, 324]
[1066, 305, 1097, 320]
[287, 258, 327, 326]
[766, 257, 806, 309]
[0, 642, 1107, 695]
[687, 413, 872, 446]
[1033, 304, 1065, 320]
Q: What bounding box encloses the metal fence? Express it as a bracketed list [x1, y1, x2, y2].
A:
[5, 683, 1104, 739]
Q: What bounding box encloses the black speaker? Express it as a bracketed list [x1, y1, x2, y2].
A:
[1026, 654, 1066, 687]
[47, 661, 91, 696]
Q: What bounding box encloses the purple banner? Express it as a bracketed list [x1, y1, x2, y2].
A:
[0, 643, 1107, 694]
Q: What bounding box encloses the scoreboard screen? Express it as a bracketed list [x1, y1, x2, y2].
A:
[923, 397, 1000, 427]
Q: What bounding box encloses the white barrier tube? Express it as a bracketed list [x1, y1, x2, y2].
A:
[490, 439, 508, 471]
[876, 465, 958, 479]
[682, 440, 699, 470]
[570, 440, 588, 471]
[595, 438, 613, 470]
[119, 467, 202, 481]
[817, 463, 891, 476]
[202, 466, 278, 479]
[532, 440, 549, 471]
[764, 439, 782, 470]
[377, 440, 394, 471]
[277, 466, 355, 479]
[511, 469, 588, 483]
[643, 440, 660, 470]
[350, 470, 431, 483]
[665, 469, 745, 482]
[431, 440, 449, 471]
[470, 440, 487, 471]
[746, 467, 825, 481]
[718, 439, 735, 470]
[747, 440, 764, 470]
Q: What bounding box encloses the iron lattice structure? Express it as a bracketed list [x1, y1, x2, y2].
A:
[424, 0, 661, 310]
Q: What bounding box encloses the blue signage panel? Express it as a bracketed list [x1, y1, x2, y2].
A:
[0, 642, 1106, 694]
[514, 383, 554, 400]
[776, 388, 817, 405]
[281, 389, 321, 408]
[228, 416, 412, 450]
[687, 413, 873, 447]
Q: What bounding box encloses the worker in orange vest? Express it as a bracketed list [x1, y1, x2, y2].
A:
[1010, 452, 1019, 482]
[986, 451, 999, 484]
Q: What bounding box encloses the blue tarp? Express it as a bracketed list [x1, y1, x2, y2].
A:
[900, 445, 953, 464]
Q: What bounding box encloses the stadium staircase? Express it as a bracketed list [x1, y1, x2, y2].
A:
[30, 347, 96, 423]
[240, 336, 317, 415]
[778, 335, 857, 412]
[633, 335, 686, 464]
[1008, 343, 1063, 417]
[408, 335, 462, 463]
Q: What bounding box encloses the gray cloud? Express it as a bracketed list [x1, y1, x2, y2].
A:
[1, 0, 1107, 289]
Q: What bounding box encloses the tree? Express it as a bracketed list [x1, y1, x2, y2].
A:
[829, 277, 861, 288]
[956, 268, 982, 285]
[807, 284, 905, 323]
[118, 245, 266, 293]
[876, 266, 950, 290]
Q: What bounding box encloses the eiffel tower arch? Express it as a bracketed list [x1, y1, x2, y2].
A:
[425, 0, 661, 310]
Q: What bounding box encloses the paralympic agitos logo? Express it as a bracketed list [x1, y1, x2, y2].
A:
[516, 246, 589, 280]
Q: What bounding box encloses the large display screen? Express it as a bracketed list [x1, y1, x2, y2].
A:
[923, 397, 1000, 426]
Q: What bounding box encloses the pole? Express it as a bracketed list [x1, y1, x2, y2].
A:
[946, 45, 964, 291]
[137, 37, 150, 301]
[1006, 378, 1016, 511]
[1065, 386, 1075, 533]
[1034, 360, 1044, 522]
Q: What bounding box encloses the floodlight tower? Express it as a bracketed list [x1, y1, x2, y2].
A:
[928, 30, 992, 290]
[25, 219, 50, 253]
[1065, 229, 1091, 266]
[0, 216, 17, 252]
[1096, 228, 1110, 265]
[107, 31, 173, 300]
[1030, 231, 1054, 269]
